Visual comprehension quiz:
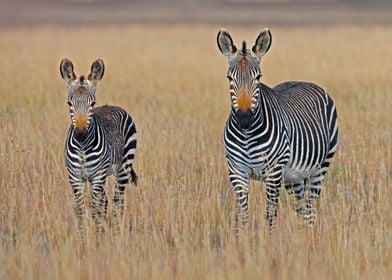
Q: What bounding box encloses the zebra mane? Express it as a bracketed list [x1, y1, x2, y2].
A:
[241, 41, 247, 55]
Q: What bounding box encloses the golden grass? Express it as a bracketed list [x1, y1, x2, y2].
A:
[0, 24, 391, 279]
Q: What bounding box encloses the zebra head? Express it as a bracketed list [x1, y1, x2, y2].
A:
[217, 29, 272, 129]
[60, 58, 105, 138]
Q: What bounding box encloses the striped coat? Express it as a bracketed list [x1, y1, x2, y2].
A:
[217, 29, 338, 231]
[60, 58, 137, 236]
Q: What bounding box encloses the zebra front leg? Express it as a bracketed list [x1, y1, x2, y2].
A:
[69, 176, 87, 242]
[264, 168, 283, 229]
[229, 169, 250, 234]
[90, 178, 108, 234]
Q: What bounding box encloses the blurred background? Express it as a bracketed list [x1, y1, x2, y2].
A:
[1, 0, 392, 27]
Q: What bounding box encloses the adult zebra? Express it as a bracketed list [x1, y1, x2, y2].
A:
[60, 58, 137, 235]
[217, 29, 338, 231]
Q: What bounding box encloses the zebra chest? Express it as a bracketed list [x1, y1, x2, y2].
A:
[79, 152, 96, 178]
[69, 147, 112, 180]
[224, 122, 290, 180]
[226, 138, 289, 181]
[248, 152, 272, 180]
[227, 144, 270, 179]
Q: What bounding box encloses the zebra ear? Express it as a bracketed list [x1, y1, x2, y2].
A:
[217, 29, 237, 57]
[252, 28, 272, 59]
[88, 59, 105, 85]
[60, 58, 76, 85]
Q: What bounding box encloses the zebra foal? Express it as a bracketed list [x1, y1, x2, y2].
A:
[217, 29, 338, 232]
[60, 58, 137, 235]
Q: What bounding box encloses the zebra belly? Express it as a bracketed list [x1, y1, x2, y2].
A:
[282, 163, 321, 184]
[282, 167, 310, 184]
[106, 164, 120, 176]
[249, 166, 267, 181]
[247, 164, 311, 184]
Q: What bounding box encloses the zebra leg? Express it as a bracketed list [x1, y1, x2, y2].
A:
[229, 169, 250, 233]
[112, 184, 125, 234]
[69, 176, 86, 241]
[303, 184, 320, 227]
[112, 167, 130, 234]
[112, 158, 138, 233]
[264, 167, 284, 229]
[303, 171, 325, 227]
[285, 181, 306, 217]
[90, 178, 108, 234]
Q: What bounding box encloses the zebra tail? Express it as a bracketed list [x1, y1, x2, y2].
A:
[130, 168, 138, 186]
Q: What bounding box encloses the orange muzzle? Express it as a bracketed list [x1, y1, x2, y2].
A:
[74, 114, 88, 130]
[237, 90, 252, 112]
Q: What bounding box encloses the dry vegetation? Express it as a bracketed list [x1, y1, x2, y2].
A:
[0, 24, 391, 279]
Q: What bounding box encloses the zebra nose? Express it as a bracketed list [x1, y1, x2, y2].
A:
[237, 110, 251, 129]
[74, 127, 88, 142]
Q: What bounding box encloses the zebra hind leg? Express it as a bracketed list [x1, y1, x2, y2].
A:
[302, 122, 338, 228]
[90, 180, 109, 235]
[112, 166, 137, 234]
[285, 181, 306, 218]
[112, 183, 125, 235]
[303, 173, 325, 228]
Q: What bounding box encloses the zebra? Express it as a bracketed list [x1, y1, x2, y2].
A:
[217, 29, 338, 232]
[60, 58, 138, 235]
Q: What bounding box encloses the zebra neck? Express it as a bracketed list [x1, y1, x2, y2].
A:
[229, 106, 263, 135]
[229, 88, 265, 134]
[229, 83, 278, 136]
[257, 83, 278, 124]
[71, 117, 96, 144]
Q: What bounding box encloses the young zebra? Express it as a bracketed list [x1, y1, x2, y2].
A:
[60, 58, 137, 235]
[217, 29, 338, 232]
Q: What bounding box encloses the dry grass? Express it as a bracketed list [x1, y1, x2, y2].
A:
[0, 24, 391, 279]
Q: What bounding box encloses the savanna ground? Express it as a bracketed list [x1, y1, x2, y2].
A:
[0, 23, 391, 279]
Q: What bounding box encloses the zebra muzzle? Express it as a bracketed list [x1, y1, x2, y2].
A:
[236, 110, 252, 130]
[73, 114, 89, 141]
[75, 114, 88, 131]
[74, 127, 88, 142]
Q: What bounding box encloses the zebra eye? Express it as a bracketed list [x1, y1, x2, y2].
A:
[226, 75, 233, 81]
[255, 73, 262, 80]
[91, 101, 96, 107]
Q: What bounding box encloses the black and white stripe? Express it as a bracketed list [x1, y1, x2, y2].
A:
[60, 58, 137, 235]
[217, 29, 338, 231]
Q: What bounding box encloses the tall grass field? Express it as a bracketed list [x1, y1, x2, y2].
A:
[0, 25, 391, 279]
